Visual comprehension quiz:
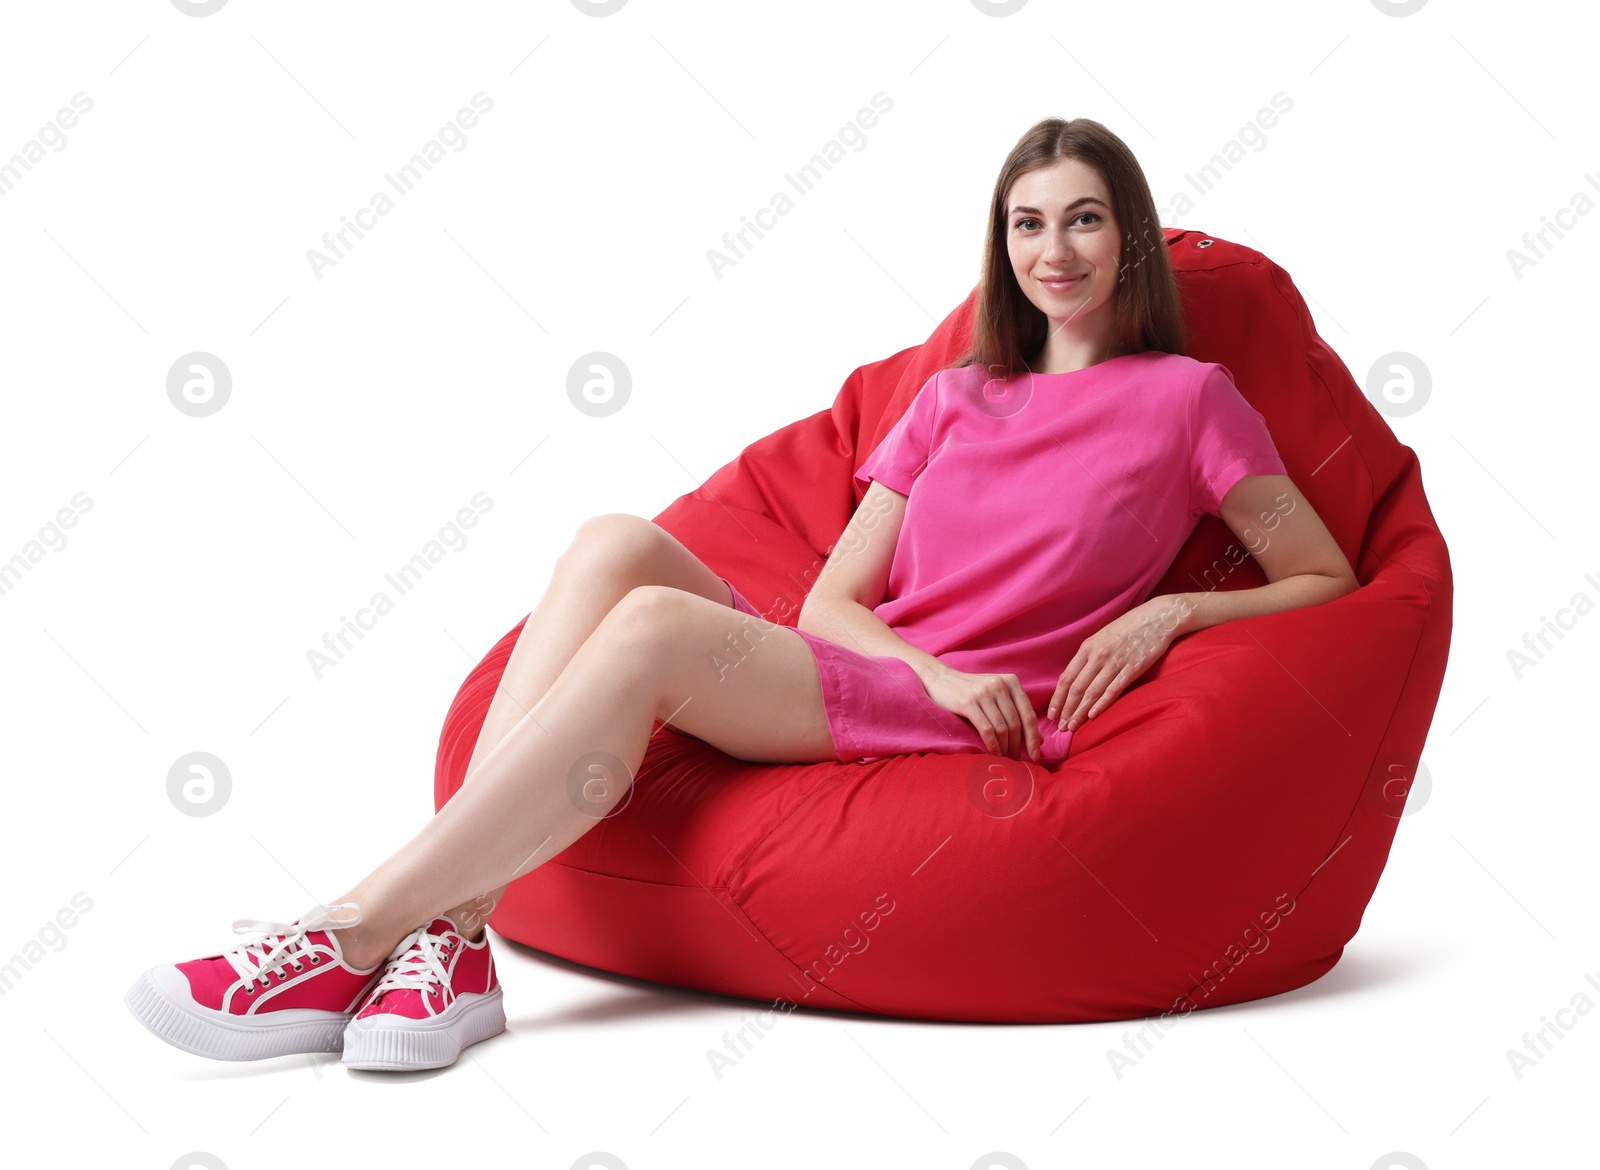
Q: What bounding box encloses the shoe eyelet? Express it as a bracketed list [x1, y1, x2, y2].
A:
[310, 955, 321, 964]
[292, 962, 305, 972]
[246, 984, 257, 994]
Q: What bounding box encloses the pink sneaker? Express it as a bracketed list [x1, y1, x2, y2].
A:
[125, 901, 383, 1062]
[341, 912, 506, 1071]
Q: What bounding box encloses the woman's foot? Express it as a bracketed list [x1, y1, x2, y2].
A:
[124, 901, 386, 1062]
[341, 911, 505, 1072]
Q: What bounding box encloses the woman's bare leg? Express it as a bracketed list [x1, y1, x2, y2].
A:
[436, 513, 750, 939]
[322, 584, 834, 968]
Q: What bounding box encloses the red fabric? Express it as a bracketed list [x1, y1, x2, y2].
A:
[432, 228, 1452, 1023]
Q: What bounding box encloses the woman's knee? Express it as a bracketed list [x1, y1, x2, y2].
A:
[599, 590, 831, 761]
[596, 586, 736, 691]
[599, 584, 693, 649]
[559, 513, 668, 582]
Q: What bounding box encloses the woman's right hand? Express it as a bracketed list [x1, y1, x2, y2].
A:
[917, 665, 1042, 763]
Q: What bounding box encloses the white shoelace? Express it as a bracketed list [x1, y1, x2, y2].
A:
[226, 901, 364, 988]
[370, 923, 457, 999]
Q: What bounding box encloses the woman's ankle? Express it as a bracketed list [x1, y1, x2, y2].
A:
[326, 925, 393, 972]
[445, 894, 497, 942]
[445, 910, 487, 942]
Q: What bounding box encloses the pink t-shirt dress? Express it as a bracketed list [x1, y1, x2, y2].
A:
[726, 349, 1286, 764]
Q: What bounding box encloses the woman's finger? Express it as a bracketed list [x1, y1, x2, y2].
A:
[1047, 649, 1089, 721]
[995, 683, 1027, 759]
[1046, 675, 1067, 722]
[986, 691, 1015, 759]
[1056, 669, 1091, 730]
[1087, 663, 1137, 721]
[1047, 682, 1067, 724]
[1006, 676, 1041, 761]
[980, 689, 1016, 759]
[970, 696, 1004, 757]
[1067, 659, 1120, 728]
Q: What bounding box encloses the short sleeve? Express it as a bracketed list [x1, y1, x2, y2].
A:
[853, 371, 942, 498]
[1188, 363, 1287, 519]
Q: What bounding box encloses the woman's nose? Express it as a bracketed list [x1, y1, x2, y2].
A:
[1044, 235, 1074, 262]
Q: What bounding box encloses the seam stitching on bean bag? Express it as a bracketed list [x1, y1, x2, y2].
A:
[715, 884, 885, 1016]
[500, 859, 886, 1013]
[722, 775, 890, 1015]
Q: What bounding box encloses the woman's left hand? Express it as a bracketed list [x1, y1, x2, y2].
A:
[1046, 594, 1193, 731]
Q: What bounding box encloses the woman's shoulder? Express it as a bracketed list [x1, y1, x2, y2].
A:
[907, 362, 986, 407]
[1145, 349, 1238, 379]
[933, 361, 988, 387]
[1131, 349, 1209, 376]
[1126, 350, 1230, 401]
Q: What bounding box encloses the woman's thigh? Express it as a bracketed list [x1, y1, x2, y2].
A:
[606, 585, 837, 765]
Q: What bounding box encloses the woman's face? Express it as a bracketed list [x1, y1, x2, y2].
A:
[1005, 158, 1122, 331]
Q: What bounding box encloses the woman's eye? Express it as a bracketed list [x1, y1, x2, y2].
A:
[1014, 213, 1099, 232]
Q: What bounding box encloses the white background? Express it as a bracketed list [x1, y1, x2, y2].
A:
[1, 0, 1594, 1167]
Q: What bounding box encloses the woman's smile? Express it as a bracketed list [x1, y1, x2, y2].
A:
[1040, 273, 1087, 295]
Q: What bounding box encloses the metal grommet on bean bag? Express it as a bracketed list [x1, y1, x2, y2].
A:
[433, 229, 1452, 1023]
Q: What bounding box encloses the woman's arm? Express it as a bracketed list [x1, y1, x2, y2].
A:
[808, 478, 1050, 760]
[1169, 473, 1359, 636]
[799, 481, 949, 679]
[1048, 474, 1356, 731]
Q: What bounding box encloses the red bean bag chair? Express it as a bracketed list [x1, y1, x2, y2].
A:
[433, 228, 1452, 1022]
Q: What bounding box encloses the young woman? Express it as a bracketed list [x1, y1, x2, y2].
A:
[126, 117, 1358, 1071]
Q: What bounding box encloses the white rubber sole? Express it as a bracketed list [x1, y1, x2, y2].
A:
[341, 986, 507, 1071]
[125, 965, 352, 1062]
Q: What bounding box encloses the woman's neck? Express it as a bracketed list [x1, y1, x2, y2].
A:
[1029, 340, 1133, 376]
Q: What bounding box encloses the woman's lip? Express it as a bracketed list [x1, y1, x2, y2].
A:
[1040, 274, 1086, 292]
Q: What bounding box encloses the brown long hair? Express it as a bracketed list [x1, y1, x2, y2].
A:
[952, 117, 1187, 378]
